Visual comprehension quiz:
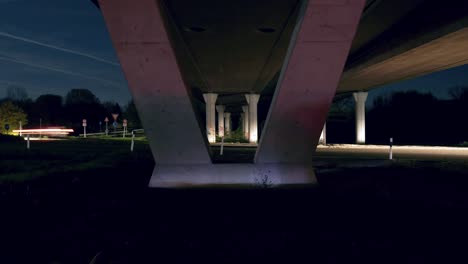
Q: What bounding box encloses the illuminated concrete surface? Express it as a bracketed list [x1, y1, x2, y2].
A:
[97, 0, 368, 187]
[99, 0, 212, 168]
[316, 144, 468, 161]
[216, 105, 225, 137]
[256, 0, 365, 164]
[150, 164, 316, 188]
[211, 142, 258, 148]
[245, 94, 260, 143]
[224, 112, 231, 135]
[242, 105, 249, 140]
[339, 1, 468, 92]
[319, 123, 326, 145]
[94, 0, 468, 97]
[353, 91, 368, 144]
[203, 93, 218, 143]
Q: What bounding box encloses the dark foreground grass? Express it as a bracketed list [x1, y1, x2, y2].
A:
[0, 137, 152, 182]
[2, 140, 468, 263]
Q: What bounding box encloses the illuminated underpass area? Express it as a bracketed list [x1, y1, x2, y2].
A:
[92, 0, 468, 187]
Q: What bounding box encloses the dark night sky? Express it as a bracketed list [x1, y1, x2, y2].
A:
[0, 0, 130, 105]
[0, 0, 467, 107]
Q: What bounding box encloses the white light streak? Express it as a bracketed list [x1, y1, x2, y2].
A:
[0, 31, 119, 66]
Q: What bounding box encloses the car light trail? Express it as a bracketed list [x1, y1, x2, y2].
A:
[12, 128, 74, 135]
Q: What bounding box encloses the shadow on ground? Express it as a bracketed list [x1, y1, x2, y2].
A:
[2, 141, 468, 263]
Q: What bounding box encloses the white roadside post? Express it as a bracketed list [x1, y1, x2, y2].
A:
[104, 117, 109, 136]
[123, 119, 128, 138]
[82, 119, 87, 138]
[27, 135, 30, 149]
[389, 137, 393, 160]
[130, 131, 135, 152]
[19, 121, 22, 137]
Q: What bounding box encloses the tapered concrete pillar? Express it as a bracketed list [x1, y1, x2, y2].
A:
[353, 91, 368, 144]
[245, 94, 260, 143]
[256, 0, 365, 167]
[216, 105, 225, 138]
[242, 105, 249, 140]
[224, 112, 231, 135]
[203, 93, 218, 143]
[319, 123, 326, 145]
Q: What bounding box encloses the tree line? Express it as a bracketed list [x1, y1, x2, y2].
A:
[328, 86, 468, 146]
[0, 87, 141, 135]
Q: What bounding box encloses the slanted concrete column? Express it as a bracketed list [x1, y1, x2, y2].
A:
[353, 91, 368, 144]
[203, 93, 218, 143]
[216, 105, 225, 138]
[242, 105, 249, 140]
[319, 123, 326, 145]
[224, 112, 231, 135]
[245, 94, 260, 143]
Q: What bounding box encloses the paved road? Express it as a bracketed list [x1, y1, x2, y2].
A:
[316, 144, 468, 161]
[210, 143, 468, 163]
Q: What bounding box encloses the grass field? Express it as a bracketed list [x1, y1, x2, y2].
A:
[0, 137, 153, 182]
[2, 138, 468, 263]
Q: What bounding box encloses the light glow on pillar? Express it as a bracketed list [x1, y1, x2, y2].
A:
[319, 123, 326, 145]
[216, 105, 225, 138]
[224, 112, 231, 135]
[203, 93, 218, 143]
[353, 91, 368, 144]
[245, 94, 260, 143]
[242, 105, 249, 140]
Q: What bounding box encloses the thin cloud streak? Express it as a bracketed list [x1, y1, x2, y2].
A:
[0, 56, 124, 87]
[0, 31, 120, 66]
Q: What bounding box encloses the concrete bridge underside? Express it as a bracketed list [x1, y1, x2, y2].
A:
[98, 0, 365, 187]
[96, 0, 468, 187]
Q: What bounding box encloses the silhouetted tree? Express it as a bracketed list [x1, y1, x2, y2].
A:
[123, 100, 142, 128]
[367, 91, 447, 145]
[0, 101, 27, 134]
[64, 89, 106, 133]
[33, 94, 64, 126]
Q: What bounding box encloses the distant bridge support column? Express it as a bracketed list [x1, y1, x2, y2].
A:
[242, 105, 249, 140]
[353, 91, 368, 144]
[319, 123, 326, 145]
[216, 105, 225, 138]
[203, 93, 218, 143]
[224, 112, 231, 135]
[245, 94, 260, 143]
